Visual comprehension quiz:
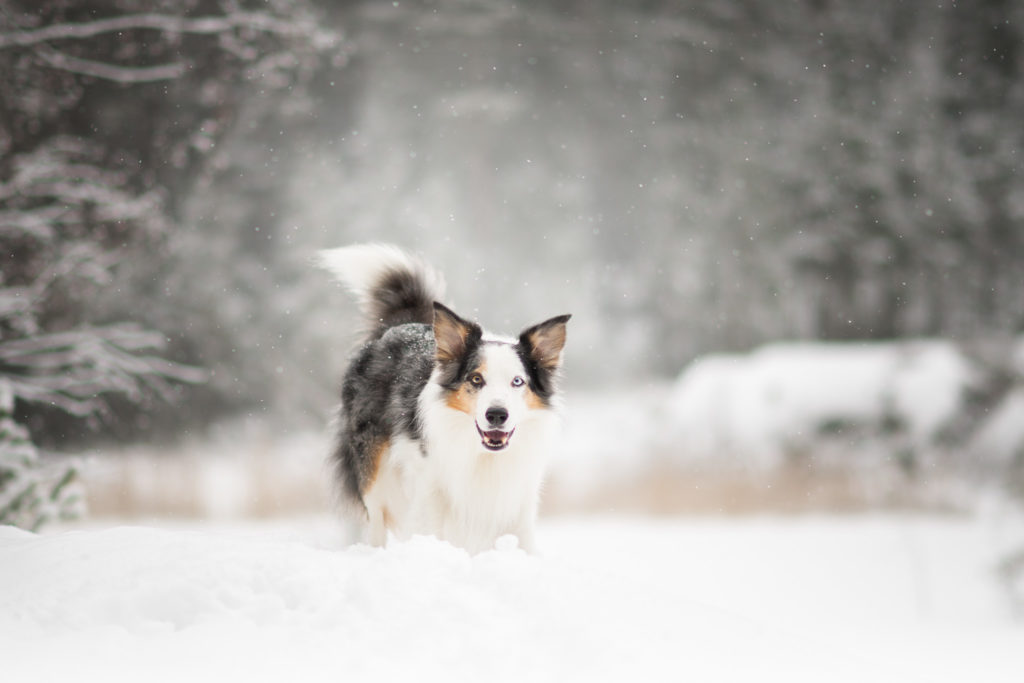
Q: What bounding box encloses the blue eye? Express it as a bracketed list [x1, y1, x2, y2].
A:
[511, 376, 525, 387]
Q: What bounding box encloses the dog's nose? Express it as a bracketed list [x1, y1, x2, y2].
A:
[485, 406, 509, 427]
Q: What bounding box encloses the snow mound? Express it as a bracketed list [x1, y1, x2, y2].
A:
[0, 522, 889, 683]
[667, 340, 976, 468]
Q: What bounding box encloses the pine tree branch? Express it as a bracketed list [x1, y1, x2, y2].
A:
[0, 324, 207, 418]
[0, 392, 84, 530]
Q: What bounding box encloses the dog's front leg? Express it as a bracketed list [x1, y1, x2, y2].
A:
[511, 511, 540, 555]
[409, 485, 451, 543]
[365, 506, 388, 547]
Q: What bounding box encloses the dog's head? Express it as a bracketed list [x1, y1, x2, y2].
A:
[432, 302, 570, 452]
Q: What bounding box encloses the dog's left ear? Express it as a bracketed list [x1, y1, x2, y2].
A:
[519, 314, 571, 371]
[433, 302, 482, 364]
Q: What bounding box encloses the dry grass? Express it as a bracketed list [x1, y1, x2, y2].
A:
[76, 429, 953, 521]
[78, 427, 334, 520]
[541, 463, 949, 516]
[82, 453, 334, 519]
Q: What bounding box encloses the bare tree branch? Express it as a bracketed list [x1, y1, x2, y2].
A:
[0, 12, 318, 50]
[36, 47, 186, 83]
[1, 10, 338, 83]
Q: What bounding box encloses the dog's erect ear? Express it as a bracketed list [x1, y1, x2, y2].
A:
[519, 314, 571, 371]
[433, 302, 481, 363]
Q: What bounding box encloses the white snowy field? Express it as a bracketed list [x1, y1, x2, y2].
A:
[2, 513, 1023, 683]
[9, 337, 1023, 681]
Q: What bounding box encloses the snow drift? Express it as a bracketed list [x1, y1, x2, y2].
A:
[666, 339, 993, 470]
[0, 523, 865, 683]
[3, 515, 1023, 683]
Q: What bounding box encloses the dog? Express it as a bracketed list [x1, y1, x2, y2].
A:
[319, 244, 570, 554]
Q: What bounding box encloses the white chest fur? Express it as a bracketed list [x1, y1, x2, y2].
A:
[403, 380, 559, 553]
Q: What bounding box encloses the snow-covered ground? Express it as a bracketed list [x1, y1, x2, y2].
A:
[2, 512, 1022, 683]
[12, 339, 1022, 681]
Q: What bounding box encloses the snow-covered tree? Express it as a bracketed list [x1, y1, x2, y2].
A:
[1, 0, 339, 446]
[0, 0, 339, 525]
[0, 380, 82, 530]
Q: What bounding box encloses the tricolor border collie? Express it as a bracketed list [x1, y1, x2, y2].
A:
[319, 244, 570, 554]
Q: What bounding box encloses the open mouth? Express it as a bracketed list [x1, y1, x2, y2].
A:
[476, 425, 515, 452]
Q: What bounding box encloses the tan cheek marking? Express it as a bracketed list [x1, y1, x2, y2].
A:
[524, 385, 547, 410]
[445, 384, 476, 415]
[444, 361, 486, 415]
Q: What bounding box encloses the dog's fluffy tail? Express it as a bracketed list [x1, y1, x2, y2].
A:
[318, 243, 446, 341]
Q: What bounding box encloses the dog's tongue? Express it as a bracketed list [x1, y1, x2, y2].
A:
[482, 430, 506, 441]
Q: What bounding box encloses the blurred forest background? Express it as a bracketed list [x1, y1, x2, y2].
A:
[2, 0, 1023, 526]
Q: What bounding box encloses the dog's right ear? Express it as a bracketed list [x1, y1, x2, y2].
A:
[433, 302, 481, 364]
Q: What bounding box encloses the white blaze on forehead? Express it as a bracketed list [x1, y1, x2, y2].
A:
[480, 343, 525, 383]
[481, 331, 517, 344]
[476, 342, 529, 429]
